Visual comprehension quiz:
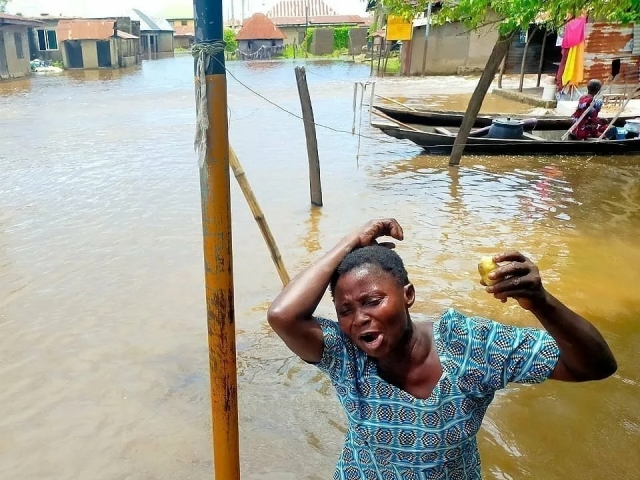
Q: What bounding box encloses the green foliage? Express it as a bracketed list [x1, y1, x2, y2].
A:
[223, 28, 237, 53]
[304, 28, 314, 51]
[333, 27, 350, 50]
[382, 0, 640, 36]
[0, 0, 9, 13]
[282, 44, 296, 58]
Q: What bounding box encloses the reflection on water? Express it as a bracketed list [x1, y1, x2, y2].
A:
[0, 57, 639, 480]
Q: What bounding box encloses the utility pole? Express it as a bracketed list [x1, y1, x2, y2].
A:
[192, 0, 240, 478]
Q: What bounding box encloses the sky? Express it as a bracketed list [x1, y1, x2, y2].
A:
[6, 0, 367, 19]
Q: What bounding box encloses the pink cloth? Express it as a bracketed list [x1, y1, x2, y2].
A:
[562, 16, 586, 49]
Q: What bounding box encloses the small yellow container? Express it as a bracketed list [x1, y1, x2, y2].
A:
[478, 256, 499, 286]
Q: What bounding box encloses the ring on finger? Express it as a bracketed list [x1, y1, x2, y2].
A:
[513, 277, 521, 286]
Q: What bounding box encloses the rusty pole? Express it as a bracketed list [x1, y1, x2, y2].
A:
[193, 0, 240, 479]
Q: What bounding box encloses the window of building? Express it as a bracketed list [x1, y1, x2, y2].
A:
[14, 32, 24, 59]
[181, 20, 188, 26]
[37, 29, 58, 51]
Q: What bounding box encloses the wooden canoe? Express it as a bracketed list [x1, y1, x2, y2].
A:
[373, 105, 635, 130]
[373, 122, 640, 156]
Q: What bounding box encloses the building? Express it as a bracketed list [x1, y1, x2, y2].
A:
[57, 19, 139, 69]
[266, 0, 371, 46]
[0, 13, 43, 80]
[167, 17, 194, 49]
[130, 9, 174, 54]
[27, 15, 78, 64]
[236, 13, 286, 58]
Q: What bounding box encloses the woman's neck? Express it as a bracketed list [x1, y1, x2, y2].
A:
[377, 320, 433, 375]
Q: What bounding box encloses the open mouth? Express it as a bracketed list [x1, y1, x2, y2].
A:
[359, 332, 384, 350]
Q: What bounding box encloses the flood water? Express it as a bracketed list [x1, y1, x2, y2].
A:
[1, 56, 639, 480]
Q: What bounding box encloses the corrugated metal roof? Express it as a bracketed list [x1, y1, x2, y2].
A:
[236, 13, 286, 40]
[116, 30, 139, 39]
[270, 15, 370, 26]
[0, 12, 44, 26]
[634, 24, 640, 56]
[267, 0, 337, 18]
[57, 19, 116, 40]
[130, 9, 174, 32]
[584, 22, 639, 86]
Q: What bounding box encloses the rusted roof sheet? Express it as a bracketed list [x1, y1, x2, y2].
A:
[267, 0, 337, 17]
[57, 19, 116, 41]
[172, 24, 194, 37]
[116, 30, 138, 39]
[0, 12, 44, 26]
[270, 15, 371, 27]
[583, 22, 638, 85]
[236, 13, 286, 40]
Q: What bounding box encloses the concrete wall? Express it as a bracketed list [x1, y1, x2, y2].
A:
[408, 21, 498, 75]
[279, 26, 304, 45]
[30, 21, 64, 63]
[310, 28, 333, 55]
[0, 26, 32, 79]
[238, 39, 284, 53]
[156, 32, 174, 53]
[349, 27, 368, 54]
[81, 40, 99, 69]
[174, 36, 193, 49]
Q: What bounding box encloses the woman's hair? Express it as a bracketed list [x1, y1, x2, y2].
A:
[587, 79, 602, 96]
[329, 245, 410, 298]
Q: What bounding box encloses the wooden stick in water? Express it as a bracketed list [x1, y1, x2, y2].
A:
[374, 94, 418, 111]
[229, 147, 291, 287]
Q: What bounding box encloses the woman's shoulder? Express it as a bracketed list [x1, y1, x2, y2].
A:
[434, 308, 495, 341]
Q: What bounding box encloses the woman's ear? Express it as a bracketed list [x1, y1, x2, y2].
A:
[404, 283, 415, 309]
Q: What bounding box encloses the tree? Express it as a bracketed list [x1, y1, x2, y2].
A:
[0, 0, 9, 13]
[223, 28, 237, 53]
[382, 0, 640, 165]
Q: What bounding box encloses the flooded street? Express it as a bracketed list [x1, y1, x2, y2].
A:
[1, 56, 639, 479]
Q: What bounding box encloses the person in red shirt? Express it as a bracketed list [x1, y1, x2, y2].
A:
[570, 79, 617, 140]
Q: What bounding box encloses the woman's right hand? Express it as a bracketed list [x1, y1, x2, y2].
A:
[349, 219, 404, 250]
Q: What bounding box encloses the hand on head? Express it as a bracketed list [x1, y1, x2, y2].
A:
[350, 218, 404, 250]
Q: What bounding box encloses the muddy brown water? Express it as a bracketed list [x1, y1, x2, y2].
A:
[1, 57, 639, 479]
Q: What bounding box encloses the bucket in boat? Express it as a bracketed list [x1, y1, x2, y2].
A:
[616, 128, 628, 140]
[542, 84, 557, 101]
[623, 119, 640, 134]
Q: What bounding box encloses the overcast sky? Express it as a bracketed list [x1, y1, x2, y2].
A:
[7, 0, 367, 18]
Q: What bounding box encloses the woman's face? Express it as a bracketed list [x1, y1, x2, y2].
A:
[333, 265, 415, 358]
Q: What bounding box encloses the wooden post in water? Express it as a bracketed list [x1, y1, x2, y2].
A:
[192, 0, 240, 479]
[229, 147, 291, 286]
[295, 66, 323, 207]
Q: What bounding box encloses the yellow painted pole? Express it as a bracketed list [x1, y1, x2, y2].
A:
[193, 0, 240, 478]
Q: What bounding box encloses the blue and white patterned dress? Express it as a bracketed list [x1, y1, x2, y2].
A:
[314, 308, 560, 480]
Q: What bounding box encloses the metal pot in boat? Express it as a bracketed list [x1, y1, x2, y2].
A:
[488, 118, 525, 139]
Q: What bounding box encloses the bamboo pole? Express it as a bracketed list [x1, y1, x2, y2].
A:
[229, 148, 291, 286]
[597, 81, 640, 141]
[193, 1, 240, 479]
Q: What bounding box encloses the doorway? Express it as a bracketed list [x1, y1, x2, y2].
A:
[0, 34, 8, 77]
[65, 41, 84, 68]
[96, 40, 112, 68]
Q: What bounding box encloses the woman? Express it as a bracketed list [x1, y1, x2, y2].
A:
[267, 219, 617, 479]
[570, 79, 616, 140]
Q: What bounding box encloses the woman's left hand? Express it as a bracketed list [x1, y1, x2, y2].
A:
[483, 251, 549, 311]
